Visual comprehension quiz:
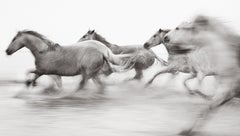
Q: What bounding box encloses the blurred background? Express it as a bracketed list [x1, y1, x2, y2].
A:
[1, 0, 240, 78]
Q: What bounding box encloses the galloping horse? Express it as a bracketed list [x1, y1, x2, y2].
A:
[78, 30, 167, 80]
[144, 28, 210, 98]
[163, 15, 240, 135]
[5, 30, 131, 92]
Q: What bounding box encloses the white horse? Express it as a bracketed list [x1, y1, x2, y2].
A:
[163, 15, 240, 135]
[6, 30, 132, 92]
[143, 29, 209, 98]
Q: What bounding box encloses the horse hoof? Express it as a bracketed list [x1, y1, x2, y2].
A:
[188, 92, 195, 96]
[194, 90, 211, 100]
[32, 82, 37, 87]
[25, 80, 32, 87]
[178, 129, 193, 136]
[144, 83, 151, 88]
[124, 78, 135, 82]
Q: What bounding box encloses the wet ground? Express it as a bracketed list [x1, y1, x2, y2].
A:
[0, 52, 240, 136]
[0, 71, 240, 136]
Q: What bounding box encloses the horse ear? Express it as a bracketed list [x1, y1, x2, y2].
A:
[88, 30, 95, 34]
[193, 15, 209, 26]
[158, 29, 162, 33]
[91, 30, 95, 34]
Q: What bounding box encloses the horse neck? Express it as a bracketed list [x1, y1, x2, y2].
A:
[92, 34, 123, 54]
[104, 42, 113, 48]
[109, 44, 124, 54]
[24, 36, 49, 58]
[93, 34, 116, 48]
[95, 38, 121, 53]
[163, 44, 173, 55]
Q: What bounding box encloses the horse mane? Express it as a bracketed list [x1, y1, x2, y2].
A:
[196, 15, 240, 47]
[19, 30, 60, 51]
[93, 32, 113, 47]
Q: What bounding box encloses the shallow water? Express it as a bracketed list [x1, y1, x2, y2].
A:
[1, 77, 240, 136]
[1, 52, 240, 136]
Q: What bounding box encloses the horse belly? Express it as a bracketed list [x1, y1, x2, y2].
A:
[188, 49, 216, 75]
[36, 54, 80, 76]
[134, 52, 155, 69]
[55, 64, 80, 76]
[168, 55, 190, 72]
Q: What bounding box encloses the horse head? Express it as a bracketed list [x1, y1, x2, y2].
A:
[78, 29, 96, 42]
[163, 15, 231, 54]
[6, 31, 26, 55]
[6, 30, 57, 55]
[144, 28, 170, 49]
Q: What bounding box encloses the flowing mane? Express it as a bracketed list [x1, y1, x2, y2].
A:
[93, 32, 113, 47]
[19, 30, 60, 51]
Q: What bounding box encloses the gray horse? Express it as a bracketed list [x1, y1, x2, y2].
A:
[5, 30, 129, 92]
[78, 30, 167, 80]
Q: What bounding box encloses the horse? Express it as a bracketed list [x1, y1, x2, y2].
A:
[143, 29, 205, 97]
[78, 30, 167, 80]
[163, 15, 240, 135]
[5, 30, 132, 92]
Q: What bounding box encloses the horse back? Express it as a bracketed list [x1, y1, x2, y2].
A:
[112, 45, 140, 54]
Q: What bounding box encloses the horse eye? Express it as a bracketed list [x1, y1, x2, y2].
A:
[153, 35, 157, 38]
[82, 35, 86, 38]
[176, 27, 179, 30]
[12, 37, 16, 42]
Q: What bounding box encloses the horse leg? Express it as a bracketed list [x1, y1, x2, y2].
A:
[26, 73, 42, 87]
[145, 67, 170, 86]
[194, 73, 212, 99]
[197, 72, 216, 90]
[183, 73, 197, 95]
[92, 76, 105, 94]
[78, 77, 88, 91]
[78, 70, 88, 91]
[25, 70, 38, 86]
[78, 67, 100, 91]
[179, 77, 239, 135]
[133, 69, 143, 80]
[191, 72, 215, 99]
[49, 75, 63, 91]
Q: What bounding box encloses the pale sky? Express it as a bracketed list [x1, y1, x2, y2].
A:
[1, 0, 240, 77]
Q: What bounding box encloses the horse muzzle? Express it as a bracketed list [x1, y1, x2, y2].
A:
[163, 36, 170, 43]
[5, 49, 13, 55]
[143, 43, 150, 49]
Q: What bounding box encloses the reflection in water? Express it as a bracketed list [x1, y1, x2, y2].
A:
[0, 79, 240, 136]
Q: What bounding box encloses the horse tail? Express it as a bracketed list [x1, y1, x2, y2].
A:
[148, 49, 168, 66]
[105, 49, 132, 65]
[101, 55, 113, 76]
[122, 54, 138, 70]
[102, 54, 135, 73]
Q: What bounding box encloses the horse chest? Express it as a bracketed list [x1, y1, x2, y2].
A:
[188, 50, 216, 74]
